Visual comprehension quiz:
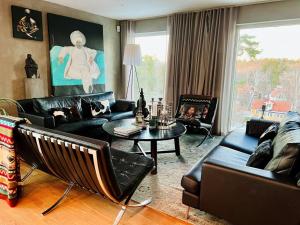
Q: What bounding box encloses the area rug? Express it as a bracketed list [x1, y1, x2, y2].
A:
[111, 134, 230, 225]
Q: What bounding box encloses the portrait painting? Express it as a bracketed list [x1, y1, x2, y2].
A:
[47, 13, 105, 96]
[11, 5, 43, 41]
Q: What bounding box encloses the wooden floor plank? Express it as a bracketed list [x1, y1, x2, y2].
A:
[0, 163, 191, 225]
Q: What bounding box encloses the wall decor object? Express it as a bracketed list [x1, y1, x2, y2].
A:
[48, 13, 105, 96]
[11, 5, 43, 41]
[25, 54, 39, 78]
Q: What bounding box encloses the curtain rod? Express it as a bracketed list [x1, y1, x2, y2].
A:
[130, 0, 282, 21]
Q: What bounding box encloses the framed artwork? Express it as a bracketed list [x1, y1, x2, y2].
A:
[11, 5, 43, 41]
[47, 13, 105, 96]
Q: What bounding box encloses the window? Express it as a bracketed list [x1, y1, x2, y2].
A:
[134, 32, 169, 103]
[231, 23, 300, 129]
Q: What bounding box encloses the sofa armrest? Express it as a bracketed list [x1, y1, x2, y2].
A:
[18, 112, 55, 128]
[111, 100, 135, 112]
[199, 159, 300, 225]
[246, 118, 279, 138]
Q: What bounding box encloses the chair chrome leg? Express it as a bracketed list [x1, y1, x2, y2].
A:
[127, 198, 152, 207]
[113, 206, 127, 225]
[21, 163, 38, 182]
[113, 197, 152, 225]
[186, 206, 190, 219]
[197, 128, 212, 147]
[42, 182, 74, 216]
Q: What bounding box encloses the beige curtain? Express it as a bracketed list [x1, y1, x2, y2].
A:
[120, 20, 135, 99]
[166, 7, 238, 134]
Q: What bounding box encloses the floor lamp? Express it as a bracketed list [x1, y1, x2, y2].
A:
[123, 44, 142, 99]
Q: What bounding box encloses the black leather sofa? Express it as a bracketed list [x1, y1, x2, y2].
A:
[17, 91, 135, 139]
[181, 119, 300, 225]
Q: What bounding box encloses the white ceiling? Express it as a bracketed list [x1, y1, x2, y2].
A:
[44, 0, 280, 20]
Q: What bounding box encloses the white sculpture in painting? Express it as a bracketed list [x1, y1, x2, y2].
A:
[58, 30, 100, 93]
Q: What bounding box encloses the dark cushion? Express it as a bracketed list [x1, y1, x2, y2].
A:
[110, 148, 153, 198]
[247, 140, 273, 169]
[55, 118, 108, 133]
[265, 114, 300, 176]
[33, 96, 82, 115]
[258, 123, 279, 145]
[81, 91, 116, 107]
[181, 146, 249, 195]
[220, 128, 258, 154]
[111, 100, 135, 112]
[101, 111, 134, 121]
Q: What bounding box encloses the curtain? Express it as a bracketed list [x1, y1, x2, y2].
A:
[120, 20, 135, 99]
[166, 7, 238, 134]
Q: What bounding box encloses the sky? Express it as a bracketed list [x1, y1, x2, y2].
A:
[240, 24, 300, 60]
[135, 34, 169, 61]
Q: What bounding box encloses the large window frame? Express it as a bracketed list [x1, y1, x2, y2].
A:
[231, 20, 300, 129]
[133, 31, 169, 102]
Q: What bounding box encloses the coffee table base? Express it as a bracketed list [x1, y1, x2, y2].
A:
[134, 138, 181, 174]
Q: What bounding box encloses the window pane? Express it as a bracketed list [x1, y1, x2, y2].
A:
[231, 24, 300, 129]
[134, 33, 169, 103]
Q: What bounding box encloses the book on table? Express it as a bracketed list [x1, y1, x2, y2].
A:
[114, 126, 142, 136]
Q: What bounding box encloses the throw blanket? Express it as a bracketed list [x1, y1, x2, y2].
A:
[0, 115, 25, 207]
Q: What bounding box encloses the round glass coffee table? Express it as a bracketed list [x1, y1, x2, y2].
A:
[102, 118, 186, 174]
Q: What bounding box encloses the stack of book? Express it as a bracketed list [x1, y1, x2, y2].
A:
[114, 126, 142, 136]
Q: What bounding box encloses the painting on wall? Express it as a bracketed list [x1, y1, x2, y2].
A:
[47, 13, 105, 96]
[11, 5, 43, 41]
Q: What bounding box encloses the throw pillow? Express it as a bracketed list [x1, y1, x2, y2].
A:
[178, 104, 201, 120]
[91, 100, 111, 117]
[50, 106, 82, 125]
[246, 140, 273, 169]
[265, 120, 300, 176]
[81, 99, 111, 118]
[258, 123, 279, 145]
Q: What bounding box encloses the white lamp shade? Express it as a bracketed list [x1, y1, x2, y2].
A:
[123, 44, 142, 66]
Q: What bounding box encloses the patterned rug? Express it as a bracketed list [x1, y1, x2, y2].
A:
[111, 134, 230, 225]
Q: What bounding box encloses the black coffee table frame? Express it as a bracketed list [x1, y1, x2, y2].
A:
[102, 119, 186, 174]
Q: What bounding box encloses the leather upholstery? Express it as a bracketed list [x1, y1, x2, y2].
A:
[33, 96, 82, 115]
[111, 148, 154, 198]
[220, 127, 258, 154]
[181, 117, 300, 225]
[181, 146, 249, 195]
[200, 160, 300, 225]
[16, 123, 154, 202]
[17, 92, 135, 139]
[101, 111, 134, 121]
[55, 118, 108, 133]
[80, 91, 116, 107]
[110, 99, 135, 112]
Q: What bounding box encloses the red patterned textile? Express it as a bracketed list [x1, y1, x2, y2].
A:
[0, 116, 25, 207]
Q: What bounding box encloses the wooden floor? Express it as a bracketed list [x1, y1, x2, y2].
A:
[0, 163, 191, 225]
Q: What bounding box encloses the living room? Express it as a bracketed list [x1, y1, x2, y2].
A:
[0, 0, 299, 224]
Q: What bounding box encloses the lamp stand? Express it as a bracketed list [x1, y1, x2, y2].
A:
[125, 65, 140, 100]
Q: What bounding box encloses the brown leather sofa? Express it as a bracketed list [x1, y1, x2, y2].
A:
[181, 119, 300, 225]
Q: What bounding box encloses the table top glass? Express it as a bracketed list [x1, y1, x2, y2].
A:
[102, 119, 186, 141]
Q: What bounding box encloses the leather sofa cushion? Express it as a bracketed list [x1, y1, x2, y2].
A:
[55, 118, 108, 133]
[220, 128, 258, 154]
[81, 91, 116, 107]
[110, 148, 153, 198]
[33, 96, 82, 115]
[247, 140, 273, 169]
[181, 146, 250, 195]
[101, 111, 134, 121]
